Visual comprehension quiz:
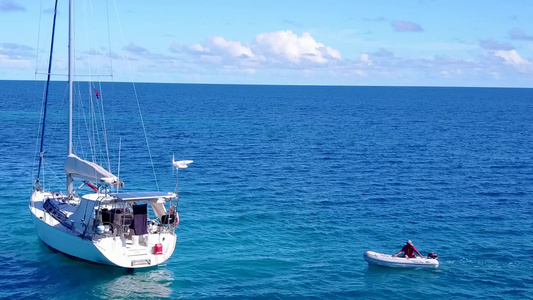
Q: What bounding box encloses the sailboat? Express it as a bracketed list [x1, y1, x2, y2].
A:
[29, 0, 192, 268]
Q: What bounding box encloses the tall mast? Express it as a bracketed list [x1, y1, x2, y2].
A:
[67, 0, 74, 195]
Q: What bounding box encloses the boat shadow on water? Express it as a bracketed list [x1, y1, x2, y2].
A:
[365, 264, 442, 273]
[363, 264, 443, 285]
[91, 268, 174, 299]
[35, 241, 175, 298]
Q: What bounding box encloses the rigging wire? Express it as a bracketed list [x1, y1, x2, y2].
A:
[36, 0, 59, 182]
[97, 84, 112, 172]
[75, 82, 90, 159]
[105, 0, 114, 79]
[35, 0, 44, 78]
[82, 0, 97, 164]
[89, 88, 100, 163]
[34, 72, 112, 77]
[31, 81, 47, 194]
[91, 0, 111, 173]
[44, 160, 65, 188]
[31, 14, 49, 192]
[42, 84, 71, 187]
[117, 137, 121, 194]
[33, 0, 162, 193]
[76, 0, 111, 173]
[31, 1, 51, 193]
[111, 0, 160, 191]
[92, 82, 111, 170]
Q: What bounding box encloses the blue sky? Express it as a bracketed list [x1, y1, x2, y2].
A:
[1, 0, 532, 87]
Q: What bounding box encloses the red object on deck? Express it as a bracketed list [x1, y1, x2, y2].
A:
[154, 243, 163, 255]
[85, 182, 97, 192]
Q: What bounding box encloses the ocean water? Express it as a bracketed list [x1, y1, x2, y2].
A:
[0, 81, 532, 299]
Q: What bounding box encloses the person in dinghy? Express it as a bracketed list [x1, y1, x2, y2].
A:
[392, 240, 424, 258]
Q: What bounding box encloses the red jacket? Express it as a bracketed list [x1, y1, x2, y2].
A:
[401, 244, 417, 258]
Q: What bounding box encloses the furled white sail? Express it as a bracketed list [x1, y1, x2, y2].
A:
[64, 154, 124, 187]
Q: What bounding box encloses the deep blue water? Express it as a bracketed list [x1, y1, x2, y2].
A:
[0, 80, 532, 299]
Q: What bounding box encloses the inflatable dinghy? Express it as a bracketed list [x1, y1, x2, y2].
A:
[364, 251, 439, 268]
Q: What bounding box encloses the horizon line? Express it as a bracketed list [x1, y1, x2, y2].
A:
[1, 79, 531, 90]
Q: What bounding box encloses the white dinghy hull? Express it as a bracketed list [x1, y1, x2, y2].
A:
[364, 251, 439, 269]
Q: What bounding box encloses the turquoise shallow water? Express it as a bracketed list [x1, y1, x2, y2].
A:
[0, 81, 532, 299]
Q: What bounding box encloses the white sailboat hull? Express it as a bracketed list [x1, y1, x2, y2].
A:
[30, 190, 177, 268]
[31, 211, 113, 265]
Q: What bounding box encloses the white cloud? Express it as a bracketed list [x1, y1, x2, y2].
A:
[440, 69, 462, 78]
[391, 20, 423, 32]
[360, 53, 372, 65]
[159, 30, 533, 85]
[209, 36, 253, 58]
[188, 36, 253, 60]
[0, 0, 25, 12]
[190, 44, 208, 53]
[222, 65, 256, 75]
[200, 54, 222, 64]
[183, 30, 341, 67]
[253, 30, 341, 64]
[495, 50, 530, 66]
[302, 69, 316, 77]
[0, 54, 31, 69]
[508, 28, 533, 41]
[479, 39, 514, 51]
[124, 42, 149, 56]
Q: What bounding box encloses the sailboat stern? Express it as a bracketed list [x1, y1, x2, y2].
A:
[81, 192, 180, 268]
[94, 233, 177, 268]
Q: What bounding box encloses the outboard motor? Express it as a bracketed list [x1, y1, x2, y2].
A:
[427, 252, 438, 260]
